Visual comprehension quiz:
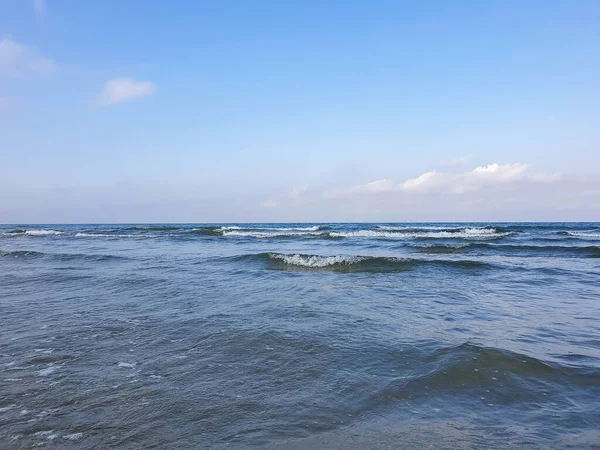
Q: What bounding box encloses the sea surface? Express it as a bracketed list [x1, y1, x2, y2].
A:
[1, 223, 599, 449]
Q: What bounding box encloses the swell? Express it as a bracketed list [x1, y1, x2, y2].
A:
[1, 229, 64, 237]
[368, 343, 600, 410]
[229, 253, 495, 272]
[557, 231, 600, 239]
[0, 249, 129, 262]
[411, 243, 600, 258]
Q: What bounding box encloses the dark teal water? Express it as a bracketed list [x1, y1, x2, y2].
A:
[1, 223, 599, 449]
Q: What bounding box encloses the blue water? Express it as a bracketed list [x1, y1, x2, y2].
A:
[1, 223, 599, 449]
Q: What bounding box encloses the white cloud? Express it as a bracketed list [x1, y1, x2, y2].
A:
[33, 0, 45, 16]
[359, 179, 396, 193]
[260, 199, 278, 208]
[332, 162, 557, 199]
[289, 185, 309, 198]
[400, 171, 441, 192]
[471, 162, 528, 181]
[0, 37, 56, 77]
[98, 78, 156, 106]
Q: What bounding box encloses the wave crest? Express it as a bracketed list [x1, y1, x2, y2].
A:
[243, 253, 495, 272]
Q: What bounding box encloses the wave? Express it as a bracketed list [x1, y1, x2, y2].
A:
[331, 228, 511, 240]
[0, 249, 128, 262]
[1, 229, 64, 237]
[75, 233, 158, 239]
[411, 243, 600, 257]
[232, 253, 495, 272]
[557, 231, 600, 239]
[372, 343, 599, 406]
[130, 226, 182, 231]
[222, 230, 331, 239]
[222, 225, 322, 231]
[0, 250, 45, 258]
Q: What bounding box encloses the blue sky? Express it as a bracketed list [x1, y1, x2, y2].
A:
[1, 0, 599, 222]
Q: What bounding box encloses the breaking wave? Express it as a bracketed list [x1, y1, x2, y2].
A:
[1, 229, 64, 237]
[75, 233, 158, 239]
[557, 231, 600, 239]
[331, 228, 511, 240]
[232, 253, 495, 272]
[410, 243, 600, 257]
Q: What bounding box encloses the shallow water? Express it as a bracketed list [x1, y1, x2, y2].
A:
[1, 223, 599, 449]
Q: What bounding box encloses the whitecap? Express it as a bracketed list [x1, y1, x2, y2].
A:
[564, 232, 600, 239]
[75, 233, 157, 238]
[223, 230, 325, 238]
[117, 362, 136, 368]
[331, 229, 509, 239]
[37, 366, 59, 376]
[25, 230, 64, 236]
[269, 253, 365, 267]
[63, 433, 83, 440]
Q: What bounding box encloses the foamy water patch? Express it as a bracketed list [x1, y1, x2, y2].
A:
[26, 230, 64, 236]
[223, 230, 326, 238]
[563, 232, 600, 239]
[38, 365, 60, 377]
[75, 233, 158, 239]
[1, 229, 64, 237]
[331, 228, 510, 239]
[269, 253, 365, 267]
[118, 362, 136, 368]
[63, 432, 83, 441]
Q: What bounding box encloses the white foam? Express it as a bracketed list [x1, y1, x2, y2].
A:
[117, 362, 136, 368]
[219, 226, 319, 232]
[223, 230, 325, 238]
[25, 230, 64, 236]
[75, 233, 157, 238]
[37, 366, 59, 376]
[565, 232, 600, 239]
[269, 253, 365, 267]
[331, 228, 509, 239]
[63, 433, 83, 441]
[377, 225, 453, 231]
[0, 404, 16, 413]
[34, 430, 58, 440]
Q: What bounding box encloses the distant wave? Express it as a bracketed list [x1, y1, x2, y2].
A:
[130, 226, 182, 231]
[1, 229, 64, 237]
[231, 253, 495, 272]
[75, 233, 158, 239]
[219, 225, 322, 232]
[557, 231, 600, 239]
[0, 249, 128, 262]
[0, 250, 45, 258]
[331, 228, 511, 240]
[221, 230, 330, 239]
[411, 243, 600, 257]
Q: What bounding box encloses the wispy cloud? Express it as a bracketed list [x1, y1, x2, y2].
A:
[0, 37, 56, 77]
[326, 163, 559, 199]
[98, 77, 156, 106]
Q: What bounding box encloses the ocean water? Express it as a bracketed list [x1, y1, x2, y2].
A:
[1, 222, 599, 449]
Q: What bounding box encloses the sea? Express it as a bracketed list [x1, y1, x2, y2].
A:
[1, 223, 599, 449]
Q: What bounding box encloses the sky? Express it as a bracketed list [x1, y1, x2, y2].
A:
[1, 0, 599, 223]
